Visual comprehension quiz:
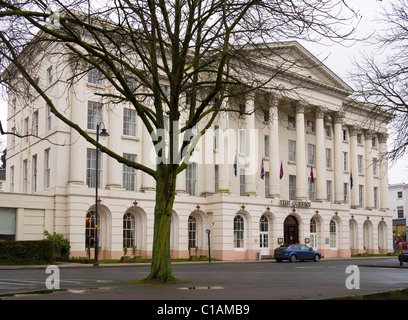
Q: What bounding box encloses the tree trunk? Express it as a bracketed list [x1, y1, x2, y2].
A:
[145, 165, 178, 283]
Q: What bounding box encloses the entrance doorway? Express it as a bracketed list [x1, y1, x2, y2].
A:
[284, 215, 299, 244]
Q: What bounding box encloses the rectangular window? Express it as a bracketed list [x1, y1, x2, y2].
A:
[357, 133, 362, 144]
[374, 187, 378, 209]
[308, 177, 315, 201]
[264, 135, 270, 158]
[308, 144, 315, 165]
[398, 191, 403, 199]
[186, 163, 197, 196]
[123, 153, 136, 191]
[239, 103, 245, 116]
[123, 108, 137, 137]
[215, 165, 219, 193]
[288, 140, 296, 162]
[86, 149, 101, 188]
[46, 104, 52, 130]
[240, 168, 245, 196]
[359, 185, 364, 208]
[45, 149, 51, 189]
[325, 125, 331, 137]
[343, 152, 348, 171]
[23, 159, 28, 193]
[33, 110, 39, 136]
[358, 155, 363, 174]
[342, 129, 348, 141]
[47, 66, 53, 84]
[88, 68, 103, 85]
[326, 180, 332, 203]
[214, 126, 219, 150]
[373, 158, 378, 176]
[372, 136, 377, 148]
[24, 117, 29, 142]
[32, 154, 37, 192]
[11, 127, 16, 150]
[265, 171, 269, 197]
[288, 116, 295, 129]
[344, 183, 349, 204]
[289, 175, 296, 200]
[398, 206, 404, 218]
[326, 148, 332, 169]
[239, 130, 246, 155]
[87, 101, 103, 130]
[10, 166, 14, 193]
[307, 120, 314, 133]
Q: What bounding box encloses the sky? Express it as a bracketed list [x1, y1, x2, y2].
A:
[0, 1, 406, 184]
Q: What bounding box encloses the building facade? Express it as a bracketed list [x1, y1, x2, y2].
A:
[4, 41, 392, 260]
[389, 183, 408, 245]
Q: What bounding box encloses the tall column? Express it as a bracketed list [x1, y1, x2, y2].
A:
[106, 106, 122, 189]
[333, 112, 344, 204]
[68, 84, 85, 185]
[217, 100, 230, 193]
[268, 98, 280, 198]
[141, 125, 156, 191]
[349, 126, 359, 208]
[176, 112, 186, 194]
[315, 107, 327, 202]
[379, 133, 389, 210]
[294, 101, 307, 200]
[364, 130, 375, 209]
[245, 94, 256, 196]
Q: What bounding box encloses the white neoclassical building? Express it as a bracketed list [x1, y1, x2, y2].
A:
[2, 40, 392, 260]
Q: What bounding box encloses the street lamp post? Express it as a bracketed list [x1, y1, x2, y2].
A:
[94, 123, 109, 267]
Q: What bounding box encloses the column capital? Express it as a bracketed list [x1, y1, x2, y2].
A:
[291, 100, 307, 114]
[332, 111, 345, 124]
[363, 129, 375, 140]
[348, 125, 360, 136]
[378, 132, 389, 144]
[314, 106, 327, 119]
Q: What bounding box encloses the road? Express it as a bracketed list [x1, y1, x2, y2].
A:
[1, 257, 408, 301]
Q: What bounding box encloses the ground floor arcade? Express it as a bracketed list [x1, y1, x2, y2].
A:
[0, 189, 393, 260]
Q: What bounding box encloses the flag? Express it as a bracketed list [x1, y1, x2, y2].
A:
[233, 152, 237, 177]
[260, 157, 265, 180]
[310, 166, 314, 183]
[350, 171, 353, 189]
[280, 161, 284, 180]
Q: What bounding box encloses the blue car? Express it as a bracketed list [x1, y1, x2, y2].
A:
[274, 244, 321, 263]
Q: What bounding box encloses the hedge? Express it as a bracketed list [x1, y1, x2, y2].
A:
[0, 240, 55, 265]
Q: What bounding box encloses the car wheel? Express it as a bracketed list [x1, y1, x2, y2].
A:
[289, 255, 297, 263]
[313, 254, 320, 262]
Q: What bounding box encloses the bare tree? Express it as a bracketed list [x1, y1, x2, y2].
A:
[0, 0, 356, 282]
[351, 0, 408, 164]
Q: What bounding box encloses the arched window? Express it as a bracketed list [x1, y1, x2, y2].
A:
[310, 218, 317, 249]
[329, 219, 337, 249]
[85, 211, 100, 248]
[188, 216, 197, 248]
[363, 220, 373, 250]
[234, 215, 245, 249]
[260, 215, 268, 232]
[123, 212, 136, 248]
[378, 221, 387, 249]
[349, 219, 358, 249]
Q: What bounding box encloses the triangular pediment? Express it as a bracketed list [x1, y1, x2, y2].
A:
[245, 41, 354, 96]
